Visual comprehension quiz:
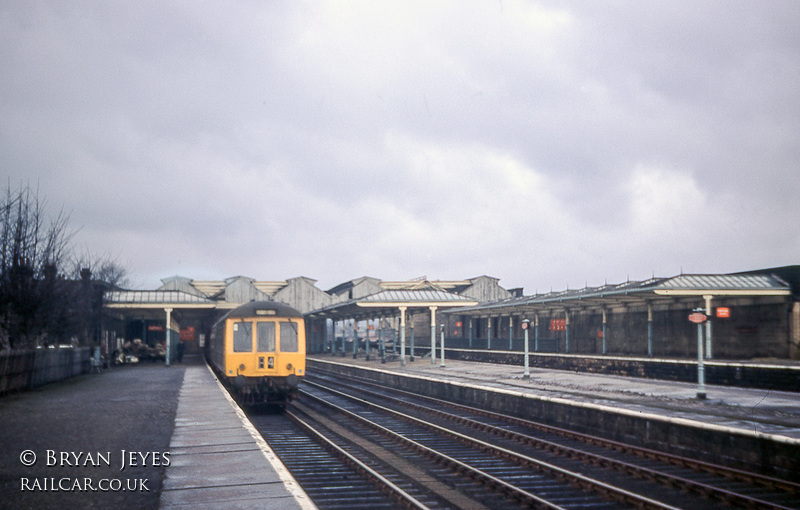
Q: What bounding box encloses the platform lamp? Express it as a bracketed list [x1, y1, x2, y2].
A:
[691, 308, 707, 399]
[522, 319, 530, 379]
[440, 323, 446, 367]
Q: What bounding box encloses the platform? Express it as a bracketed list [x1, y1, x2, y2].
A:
[0, 355, 316, 509]
[309, 354, 800, 442]
[159, 361, 316, 509]
[0, 358, 183, 509]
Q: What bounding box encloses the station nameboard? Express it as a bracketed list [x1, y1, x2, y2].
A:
[716, 307, 730, 318]
[550, 319, 566, 331]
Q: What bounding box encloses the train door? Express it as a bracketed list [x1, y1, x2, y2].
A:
[255, 321, 277, 375]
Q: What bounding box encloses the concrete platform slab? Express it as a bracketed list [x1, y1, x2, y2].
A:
[159, 363, 316, 509]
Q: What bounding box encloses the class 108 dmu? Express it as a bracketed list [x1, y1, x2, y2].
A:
[206, 301, 306, 406]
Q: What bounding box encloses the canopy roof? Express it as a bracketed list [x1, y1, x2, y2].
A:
[105, 290, 216, 308]
[447, 273, 791, 317]
[306, 289, 478, 321]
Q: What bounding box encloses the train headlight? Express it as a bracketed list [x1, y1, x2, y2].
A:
[286, 363, 293, 371]
[239, 363, 246, 372]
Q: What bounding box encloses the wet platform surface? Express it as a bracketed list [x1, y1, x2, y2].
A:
[309, 354, 800, 443]
[0, 355, 315, 510]
[0, 358, 183, 509]
[160, 359, 314, 509]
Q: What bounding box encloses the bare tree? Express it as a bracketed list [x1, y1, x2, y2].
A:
[70, 250, 131, 289]
[0, 183, 77, 349]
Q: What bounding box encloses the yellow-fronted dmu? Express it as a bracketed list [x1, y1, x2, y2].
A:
[207, 301, 305, 405]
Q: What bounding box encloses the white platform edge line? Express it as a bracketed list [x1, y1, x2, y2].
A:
[313, 358, 800, 447]
[205, 363, 318, 510]
[446, 348, 800, 371]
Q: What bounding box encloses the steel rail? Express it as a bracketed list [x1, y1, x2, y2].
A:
[297, 390, 570, 510]
[300, 384, 680, 510]
[311, 368, 800, 495]
[306, 374, 799, 510]
[286, 408, 432, 510]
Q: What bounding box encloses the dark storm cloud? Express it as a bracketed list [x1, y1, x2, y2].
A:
[1, 1, 798, 293]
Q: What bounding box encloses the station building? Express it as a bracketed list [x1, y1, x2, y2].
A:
[444, 266, 799, 360]
[102, 275, 512, 361]
[102, 266, 800, 362]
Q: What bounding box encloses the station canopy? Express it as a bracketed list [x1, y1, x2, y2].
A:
[446, 272, 792, 317]
[105, 289, 217, 320]
[306, 288, 479, 322]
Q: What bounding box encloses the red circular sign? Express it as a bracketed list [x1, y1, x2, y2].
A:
[688, 312, 707, 324]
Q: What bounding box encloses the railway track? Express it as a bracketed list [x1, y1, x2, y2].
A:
[252, 370, 800, 509]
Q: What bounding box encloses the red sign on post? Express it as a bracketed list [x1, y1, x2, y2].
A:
[550, 319, 566, 331]
[688, 312, 707, 324]
[716, 307, 730, 318]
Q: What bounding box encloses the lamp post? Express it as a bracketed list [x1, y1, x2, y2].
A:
[690, 308, 707, 399]
[430, 307, 437, 364]
[440, 323, 446, 367]
[399, 306, 407, 367]
[522, 319, 530, 379]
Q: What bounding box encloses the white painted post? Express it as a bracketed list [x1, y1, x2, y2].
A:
[365, 319, 371, 361]
[440, 323, 445, 367]
[430, 306, 437, 364]
[410, 314, 415, 362]
[695, 308, 707, 399]
[399, 306, 407, 366]
[508, 316, 513, 350]
[647, 304, 653, 357]
[165, 307, 173, 367]
[602, 309, 608, 355]
[487, 317, 492, 350]
[704, 295, 713, 359]
[522, 319, 530, 379]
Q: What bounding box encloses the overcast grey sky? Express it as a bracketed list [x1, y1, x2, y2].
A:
[2, 1, 798, 293]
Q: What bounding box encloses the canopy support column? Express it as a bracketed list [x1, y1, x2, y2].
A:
[410, 314, 415, 362]
[704, 295, 713, 359]
[165, 307, 173, 367]
[430, 306, 438, 364]
[509, 316, 514, 350]
[399, 306, 407, 366]
[647, 304, 653, 357]
[602, 309, 608, 355]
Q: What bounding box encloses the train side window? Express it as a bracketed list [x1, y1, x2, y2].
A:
[257, 322, 275, 352]
[233, 322, 252, 352]
[280, 322, 298, 352]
